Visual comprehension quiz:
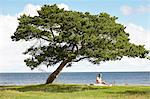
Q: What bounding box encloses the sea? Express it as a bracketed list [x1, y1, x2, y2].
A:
[0, 72, 150, 86]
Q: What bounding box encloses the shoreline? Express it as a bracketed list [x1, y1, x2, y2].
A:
[0, 83, 150, 86]
[0, 71, 150, 73]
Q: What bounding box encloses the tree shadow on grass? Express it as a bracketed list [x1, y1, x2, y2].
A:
[105, 90, 150, 95]
[1, 84, 104, 93]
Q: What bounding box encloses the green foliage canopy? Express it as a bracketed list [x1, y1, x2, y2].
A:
[11, 4, 149, 69]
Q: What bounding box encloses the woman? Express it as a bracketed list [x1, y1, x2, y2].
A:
[96, 73, 107, 84]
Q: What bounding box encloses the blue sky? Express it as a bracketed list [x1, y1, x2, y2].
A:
[0, 0, 149, 28]
[0, 0, 150, 72]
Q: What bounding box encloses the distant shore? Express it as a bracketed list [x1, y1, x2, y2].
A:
[0, 83, 150, 86]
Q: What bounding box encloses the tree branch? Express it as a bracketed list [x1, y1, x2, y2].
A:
[72, 44, 75, 52]
[50, 28, 55, 38]
[73, 56, 88, 62]
[40, 36, 51, 42]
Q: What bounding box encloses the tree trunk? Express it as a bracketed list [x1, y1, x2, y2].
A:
[45, 59, 70, 84]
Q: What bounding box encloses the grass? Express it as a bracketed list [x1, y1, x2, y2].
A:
[0, 84, 150, 99]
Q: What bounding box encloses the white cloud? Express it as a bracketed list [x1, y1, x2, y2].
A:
[18, 3, 69, 17]
[125, 23, 150, 49]
[18, 4, 41, 17]
[0, 15, 33, 72]
[99, 57, 150, 72]
[57, 3, 70, 11]
[121, 5, 150, 15]
[0, 3, 70, 72]
[0, 15, 17, 48]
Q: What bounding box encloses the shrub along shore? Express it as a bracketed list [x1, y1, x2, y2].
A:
[0, 84, 150, 99]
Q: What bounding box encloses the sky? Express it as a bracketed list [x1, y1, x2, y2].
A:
[0, 0, 150, 72]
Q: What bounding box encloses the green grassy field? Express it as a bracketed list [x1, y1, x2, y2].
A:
[0, 84, 150, 99]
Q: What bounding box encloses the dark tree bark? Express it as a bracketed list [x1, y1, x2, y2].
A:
[45, 59, 70, 84]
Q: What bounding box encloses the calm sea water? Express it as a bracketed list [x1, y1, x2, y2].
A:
[0, 72, 150, 85]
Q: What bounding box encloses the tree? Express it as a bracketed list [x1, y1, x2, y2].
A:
[11, 4, 149, 84]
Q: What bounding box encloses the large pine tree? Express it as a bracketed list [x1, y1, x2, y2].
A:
[11, 4, 149, 84]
